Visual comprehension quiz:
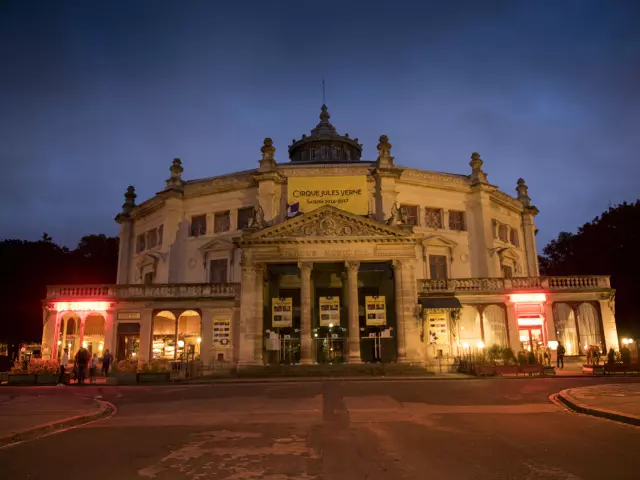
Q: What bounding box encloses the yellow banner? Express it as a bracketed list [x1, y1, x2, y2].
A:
[365, 296, 387, 326]
[272, 298, 293, 327]
[213, 318, 231, 348]
[427, 313, 448, 345]
[287, 176, 368, 215]
[319, 296, 340, 326]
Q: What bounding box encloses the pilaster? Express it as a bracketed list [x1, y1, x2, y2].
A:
[237, 262, 259, 366]
[164, 196, 185, 283]
[399, 261, 422, 363]
[392, 261, 406, 361]
[544, 301, 556, 343]
[298, 262, 314, 364]
[374, 168, 401, 223]
[41, 309, 57, 360]
[345, 261, 362, 363]
[598, 296, 619, 351]
[505, 302, 520, 353]
[138, 309, 153, 362]
[103, 310, 115, 356]
[200, 309, 214, 367]
[522, 211, 540, 276]
[468, 188, 497, 278]
[253, 264, 266, 364]
[116, 220, 133, 284]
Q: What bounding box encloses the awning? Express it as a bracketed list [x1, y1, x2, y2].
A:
[419, 297, 462, 309]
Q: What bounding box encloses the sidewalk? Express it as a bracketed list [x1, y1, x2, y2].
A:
[0, 394, 111, 447]
[557, 383, 640, 426]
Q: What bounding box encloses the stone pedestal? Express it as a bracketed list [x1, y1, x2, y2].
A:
[346, 261, 362, 363]
[299, 262, 314, 364]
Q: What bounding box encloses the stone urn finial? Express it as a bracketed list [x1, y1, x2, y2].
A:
[469, 152, 488, 185]
[516, 178, 531, 207]
[259, 137, 277, 171]
[377, 134, 394, 167]
[165, 158, 184, 190]
[122, 185, 136, 215]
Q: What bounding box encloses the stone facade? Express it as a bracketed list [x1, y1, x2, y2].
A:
[40, 106, 619, 369]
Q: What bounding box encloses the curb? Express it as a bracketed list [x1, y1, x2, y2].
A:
[556, 388, 640, 427]
[0, 398, 117, 448]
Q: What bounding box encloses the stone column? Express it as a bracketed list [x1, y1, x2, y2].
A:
[138, 309, 153, 362]
[78, 313, 87, 349]
[200, 309, 214, 368]
[298, 262, 314, 364]
[103, 310, 115, 356]
[60, 317, 68, 357]
[42, 309, 58, 360]
[116, 220, 133, 284]
[392, 261, 407, 362]
[237, 262, 259, 366]
[598, 298, 619, 352]
[345, 261, 361, 363]
[544, 301, 557, 343]
[505, 302, 520, 353]
[399, 261, 422, 363]
[253, 264, 266, 364]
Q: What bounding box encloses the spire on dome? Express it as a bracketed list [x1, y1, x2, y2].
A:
[310, 104, 338, 136]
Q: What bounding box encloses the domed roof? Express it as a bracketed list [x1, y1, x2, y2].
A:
[288, 105, 363, 163]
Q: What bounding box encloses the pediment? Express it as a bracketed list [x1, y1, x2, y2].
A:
[136, 251, 165, 274]
[241, 205, 412, 242]
[199, 238, 234, 255]
[423, 234, 458, 248]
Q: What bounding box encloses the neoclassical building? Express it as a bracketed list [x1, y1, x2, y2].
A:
[41, 105, 619, 368]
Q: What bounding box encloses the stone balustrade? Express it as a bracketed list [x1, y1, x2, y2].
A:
[46, 283, 240, 300]
[417, 275, 611, 294]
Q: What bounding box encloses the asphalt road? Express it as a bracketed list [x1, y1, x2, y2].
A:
[1, 377, 639, 480]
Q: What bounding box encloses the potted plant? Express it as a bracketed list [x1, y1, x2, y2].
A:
[8, 360, 36, 385]
[30, 359, 60, 385]
[109, 358, 139, 385]
[518, 350, 543, 375]
[137, 360, 170, 383]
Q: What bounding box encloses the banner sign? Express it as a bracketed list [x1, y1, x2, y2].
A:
[319, 296, 340, 326]
[117, 312, 141, 320]
[272, 298, 293, 327]
[365, 296, 387, 326]
[427, 313, 448, 345]
[287, 176, 368, 216]
[213, 318, 231, 349]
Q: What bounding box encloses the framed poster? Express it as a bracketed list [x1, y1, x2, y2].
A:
[319, 296, 340, 326]
[213, 318, 231, 349]
[365, 296, 387, 326]
[272, 297, 293, 327]
[427, 313, 448, 345]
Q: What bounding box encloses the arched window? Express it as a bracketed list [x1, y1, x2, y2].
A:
[483, 305, 508, 347]
[554, 303, 579, 355]
[577, 303, 603, 350]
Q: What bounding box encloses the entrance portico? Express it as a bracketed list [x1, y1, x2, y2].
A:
[234, 205, 423, 366]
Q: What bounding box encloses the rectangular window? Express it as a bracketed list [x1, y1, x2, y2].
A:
[157, 225, 163, 245]
[510, 229, 519, 247]
[492, 220, 498, 239]
[190, 215, 207, 237]
[321, 145, 329, 159]
[310, 149, 316, 161]
[429, 255, 448, 280]
[498, 224, 508, 242]
[147, 229, 158, 249]
[209, 259, 228, 283]
[213, 211, 230, 233]
[334, 147, 341, 160]
[502, 265, 513, 278]
[136, 234, 146, 253]
[449, 211, 466, 231]
[237, 207, 254, 230]
[400, 204, 419, 226]
[424, 208, 443, 229]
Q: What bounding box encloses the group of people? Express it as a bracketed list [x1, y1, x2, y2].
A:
[57, 346, 114, 386]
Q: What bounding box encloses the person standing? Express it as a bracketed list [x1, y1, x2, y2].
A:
[90, 353, 98, 384]
[102, 349, 113, 378]
[75, 346, 88, 385]
[57, 347, 69, 386]
[557, 342, 566, 369]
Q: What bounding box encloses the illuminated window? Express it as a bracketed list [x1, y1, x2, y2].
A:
[424, 208, 443, 229]
[400, 205, 419, 225]
[237, 207, 254, 230]
[449, 211, 466, 231]
[429, 255, 448, 280]
[214, 211, 230, 233]
[209, 259, 227, 283]
[190, 215, 207, 237]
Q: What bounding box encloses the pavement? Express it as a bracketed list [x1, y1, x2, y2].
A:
[0, 391, 113, 447]
[557, 383, 640, 426]
[1, 376, 639, 479]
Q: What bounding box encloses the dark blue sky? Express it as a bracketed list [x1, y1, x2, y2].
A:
[1, 0, 638, 249]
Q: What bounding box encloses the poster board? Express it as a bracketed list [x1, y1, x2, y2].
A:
[213, 318, 231, 348]
[272, 297, 293, 327]
[287, 176, 368, 216]
[319, 296, 340, 326]
[365, 296, 387, 326]
[427, 313, 448, 345]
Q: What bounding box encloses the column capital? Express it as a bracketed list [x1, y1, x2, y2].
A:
[391, 259, 403, 271]
[298, 261, 314, 272]
[345, 260, 360, 272]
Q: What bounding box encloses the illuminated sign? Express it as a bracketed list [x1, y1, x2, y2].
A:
[510, 293, 546, 303]
[517, 315, 544, 326]
[287, 176, 368, 215]
[55, 301, 110, 312]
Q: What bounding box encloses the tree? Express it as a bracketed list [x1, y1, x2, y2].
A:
[540, 200, 640, 338]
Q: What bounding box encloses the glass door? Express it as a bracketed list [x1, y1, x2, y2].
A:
[519, 328, 544, 352]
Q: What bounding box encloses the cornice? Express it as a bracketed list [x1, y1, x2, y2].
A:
[490, 190, 524, 212]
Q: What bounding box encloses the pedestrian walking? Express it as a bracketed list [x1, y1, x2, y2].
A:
[90, 353, 98, 384]
[75, 346, 89, 385]
[57, 347, 69, 386]
[557, 341, 566, 369]
[102, 349, 113, 378]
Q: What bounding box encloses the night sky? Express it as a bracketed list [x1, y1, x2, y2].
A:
[1, 0, 638, 249]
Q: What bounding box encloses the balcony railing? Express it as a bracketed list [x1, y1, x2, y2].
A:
[46, 283, 240, 301]
[417, 275, 611, 294]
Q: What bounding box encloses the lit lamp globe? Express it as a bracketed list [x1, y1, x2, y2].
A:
[178, 340, 185, 348]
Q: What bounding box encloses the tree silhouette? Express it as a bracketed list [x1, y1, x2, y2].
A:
[540, 200, 640, 338]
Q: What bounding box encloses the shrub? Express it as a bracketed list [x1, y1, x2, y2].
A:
[10, 360, 27, 374]
[527, 351, 536, 365]
[112, 358, 138, 373]
[501, 347, 515, 365]
[140, 360, 169, 373]
[487, 345, 502, 364]
[620, 347, 632, 365]
[607, 348, 616, 364]
[517, 351, 527, 365]
[27, 359, 60, 375]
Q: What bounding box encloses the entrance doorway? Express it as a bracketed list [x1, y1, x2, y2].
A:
[116, 323, 140, 361]
[519, 327, 544, 353]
